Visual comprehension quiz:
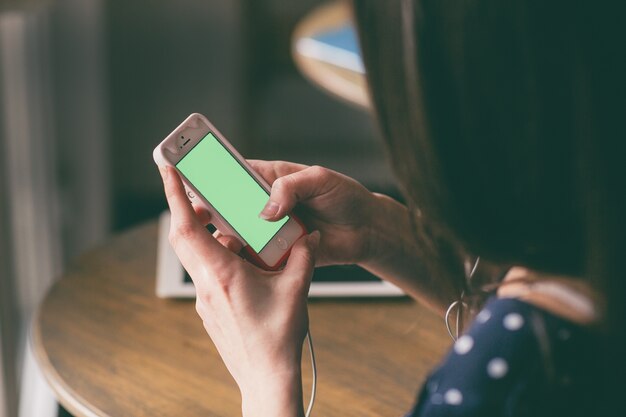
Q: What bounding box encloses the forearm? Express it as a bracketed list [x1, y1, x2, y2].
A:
[359, 193, 466, 315]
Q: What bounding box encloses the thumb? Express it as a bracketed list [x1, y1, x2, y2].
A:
[282, 231, 320, 283]
[259, 166, 335, 221]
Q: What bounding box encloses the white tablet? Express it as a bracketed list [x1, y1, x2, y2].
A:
[156, 211, 404, 298]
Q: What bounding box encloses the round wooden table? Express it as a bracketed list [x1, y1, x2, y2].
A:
[292, 1, 370, 109]
[32, 221, 450, 417]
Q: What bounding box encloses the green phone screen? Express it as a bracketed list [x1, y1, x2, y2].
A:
[176, 132, 288, 253]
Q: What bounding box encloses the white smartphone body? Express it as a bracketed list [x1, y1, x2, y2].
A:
[153, 113, 307, 270]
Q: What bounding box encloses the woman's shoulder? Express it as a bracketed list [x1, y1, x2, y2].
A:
[408, 293, 599, 417]
[496, 266, 601, 325]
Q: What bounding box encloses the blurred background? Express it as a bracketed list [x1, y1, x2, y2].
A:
[0, 1, 394, 416]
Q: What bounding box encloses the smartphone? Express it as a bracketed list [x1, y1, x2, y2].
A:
[153, 113, 307, 270]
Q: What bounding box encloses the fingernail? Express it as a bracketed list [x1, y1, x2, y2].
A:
[307, 230, 320, 250]
[259, 201, 279, 219]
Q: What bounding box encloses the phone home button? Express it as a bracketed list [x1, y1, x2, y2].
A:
[276, 237, 289, 250]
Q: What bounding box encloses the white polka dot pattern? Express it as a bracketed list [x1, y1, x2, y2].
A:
[444, 389, 463, 405]
[503, 313, 524, 330]
[476, 309, 491, 323]
[487, 357, 509, 379]
[454, 335, 474, 355]
[408, 298, 589, 417]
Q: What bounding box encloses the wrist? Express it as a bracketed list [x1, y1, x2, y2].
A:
[360, 192, 414, 269]
[241, 368, 304, 417]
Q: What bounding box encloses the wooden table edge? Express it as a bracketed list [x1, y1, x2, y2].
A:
[31, 304, 109, 417]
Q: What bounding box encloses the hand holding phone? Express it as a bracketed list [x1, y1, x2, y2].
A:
[154, 113, 307, 270]
[158, 161, 320, 415]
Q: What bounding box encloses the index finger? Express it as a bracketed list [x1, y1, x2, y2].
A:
[159, 166, 239, 275]
[247, 159, 308, 185]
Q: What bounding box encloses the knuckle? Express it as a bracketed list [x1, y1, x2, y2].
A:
[283, 174, 299, 190]
[211, 277, 235, 303]
[169, 221, 197, 246]
[224, 237, 239, 252]
[308, 165, 332, 185]
[195, 277, 217, 306]
[309, 165, 338, 191]
[201, 263, 235, 296]
[274, 160, 297, 174]
[194, 297, 206, 317]
[195, 279, 211, 300]
[308, 165, 327, 178]
[272, 176, 292, 195]
[218, 236, 237, 253]
[271, 177, 282, 192]
[275, 160, 289, 172]
[167, 231, 177, 246]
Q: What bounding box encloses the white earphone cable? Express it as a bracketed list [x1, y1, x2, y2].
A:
[305, 329, 317, 417]
[445, 257, 480, 341]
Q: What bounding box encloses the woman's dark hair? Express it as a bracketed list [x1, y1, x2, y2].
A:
[353, 0, 624, 415]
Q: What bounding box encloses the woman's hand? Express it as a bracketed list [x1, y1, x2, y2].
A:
[240, 161, 474, 314]
[248, 161, 381, 267]
[159, 166, 319, 417]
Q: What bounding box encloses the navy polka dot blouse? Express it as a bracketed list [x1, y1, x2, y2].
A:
[405, 297, 598, 417]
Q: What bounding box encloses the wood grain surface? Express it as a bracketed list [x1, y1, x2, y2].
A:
[292, 1, 370, 110]
[32, 221, 451, 417]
